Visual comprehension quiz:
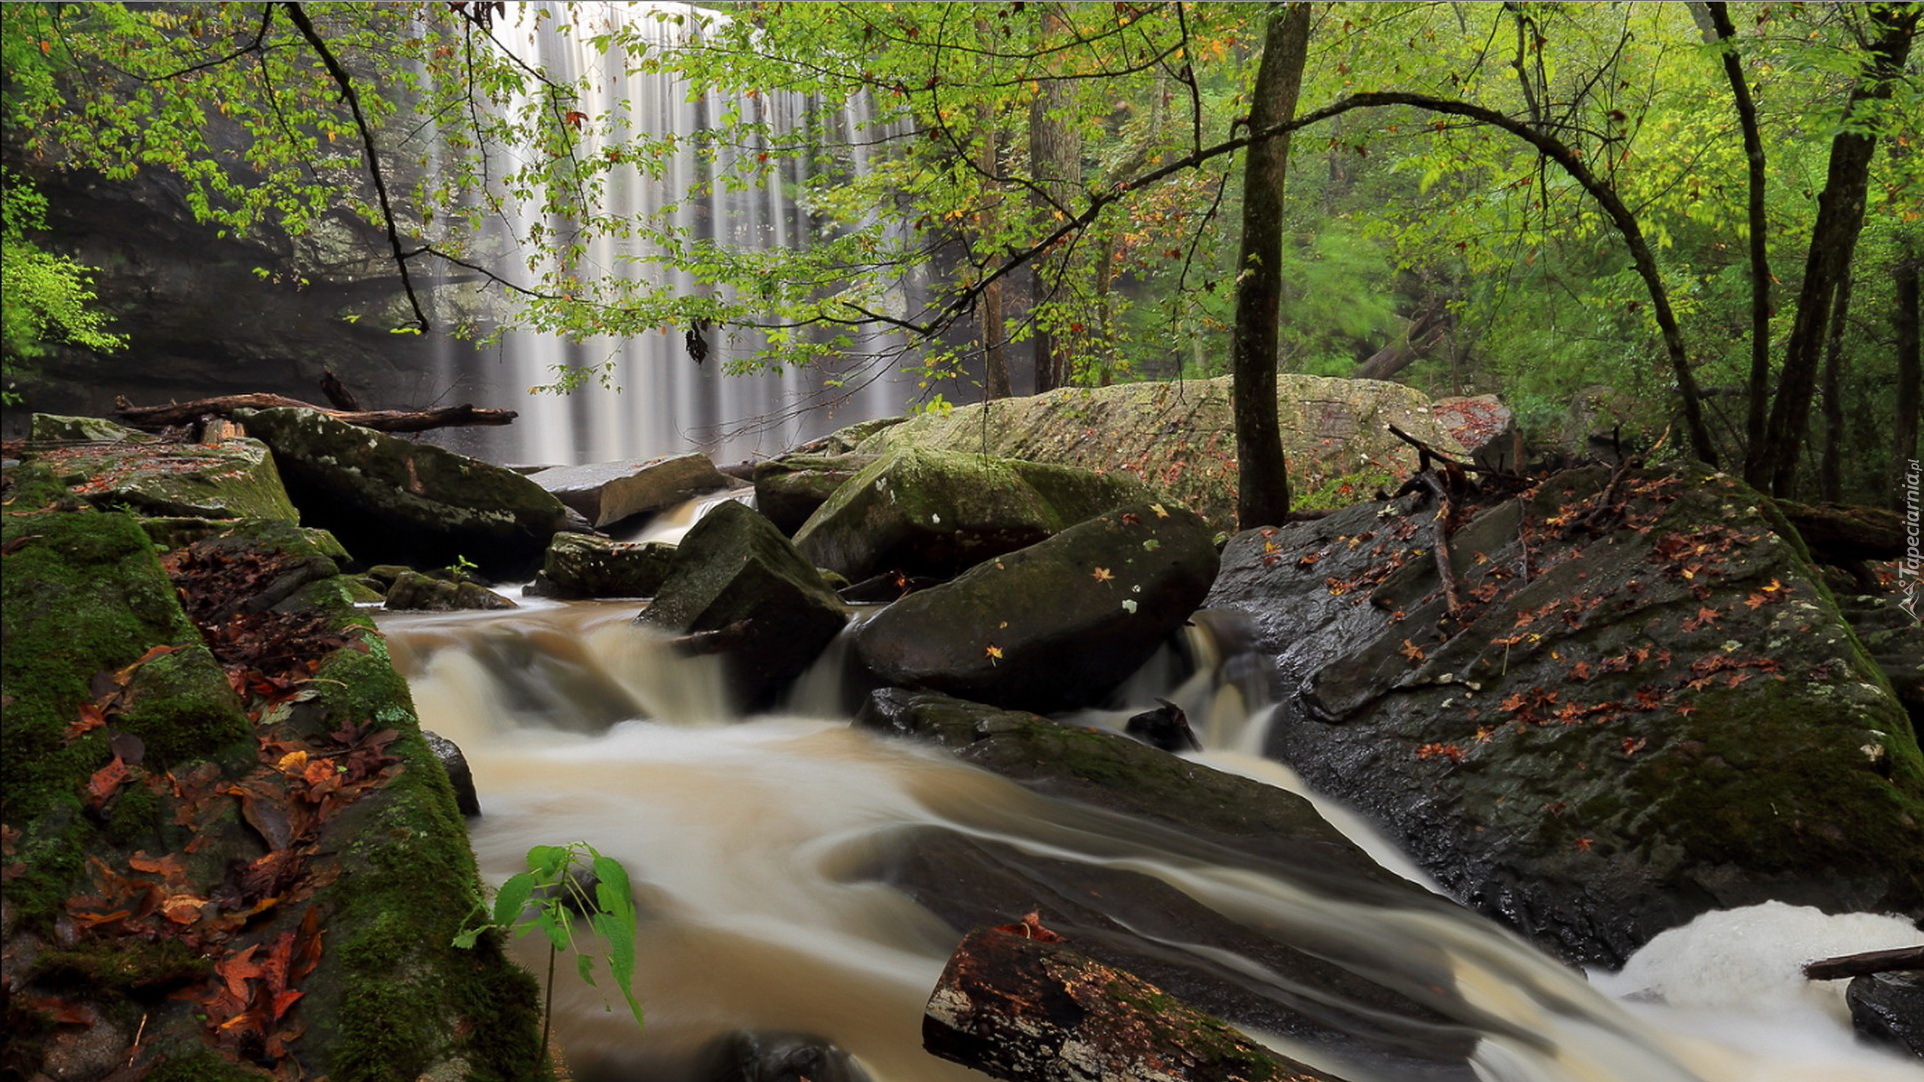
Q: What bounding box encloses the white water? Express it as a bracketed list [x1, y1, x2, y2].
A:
[380, 603, 1923, 1082]
[432, 2, 920, 467]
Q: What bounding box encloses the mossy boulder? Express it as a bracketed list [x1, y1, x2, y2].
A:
[854, 501, 1219, 713]
[1206, 464, 1924, 966]
[526, 533, 678, 599]
[637, 499, 850, 711]
[232, 406, 573, 578]
[2, 500, 547, 1080]
[30, 413, 157, 444]
[794, 446, 1154, 584]
[21, 432, 297, 522]
[528, 452, 730, 529]
[384, 569, 520, 611]
[835, 376, 1466, 532]
[752, 453, 876, 535]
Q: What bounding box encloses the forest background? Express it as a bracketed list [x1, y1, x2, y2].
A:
[2, 0, 1919, 515]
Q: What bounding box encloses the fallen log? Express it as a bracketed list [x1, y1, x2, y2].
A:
[1804, 945, 1924, 981]
[1769, 499, 1905, 564]
[114, 393, 516, 433]
[924, 921, 1346, 1082]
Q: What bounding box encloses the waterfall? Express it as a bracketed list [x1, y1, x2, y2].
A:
[381, 601, 1924, 1082]
[430, 2, 919, 467]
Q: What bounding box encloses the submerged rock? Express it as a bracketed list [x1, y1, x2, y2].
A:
[1206, 463, 1924, 966]
[232, 406, 576, 577]
[854, 501, 1218, 713]
[792, 446, 1151, 582]
[853, 688, 1477, 1079]
[691, 1030, 874, 1082]
[1847, 971, 1924, 1058]
[638, 500, 849, 712]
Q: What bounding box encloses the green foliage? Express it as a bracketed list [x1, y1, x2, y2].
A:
[454, 841, 644, 1042]
[1, 171, 125, 400]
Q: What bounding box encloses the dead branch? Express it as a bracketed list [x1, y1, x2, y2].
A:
[114, 394, 516, 433]
[1804, 945, 1924, 981]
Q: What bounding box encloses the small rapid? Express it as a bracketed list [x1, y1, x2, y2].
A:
[381, 603, 1922, 1082]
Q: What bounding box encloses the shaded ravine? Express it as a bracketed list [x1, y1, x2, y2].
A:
[381, 602, 1922, 1082]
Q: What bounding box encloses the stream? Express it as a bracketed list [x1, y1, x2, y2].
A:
[380, 598, 1922, 1082]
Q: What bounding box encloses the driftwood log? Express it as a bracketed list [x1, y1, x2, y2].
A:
[1804, 945, 1924, 981]
[113, 394, 516, 433]
[924, 920, 1345, 1082]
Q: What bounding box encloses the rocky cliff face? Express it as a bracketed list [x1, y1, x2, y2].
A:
[2, 161, 498, 436]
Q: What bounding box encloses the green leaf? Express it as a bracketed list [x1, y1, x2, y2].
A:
[491, 872, 537, 929]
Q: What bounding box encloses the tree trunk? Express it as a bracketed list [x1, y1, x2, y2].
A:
[1893, 240, 1921, 507]
[112, 394, 517, 433]
[977, 105, 1013, 401]
[1354, 309, 1449, 382]
[1030, 3, 1080, 394]
[924, 925, 1340, 1082]
[1704, 3, 1775, 464]
[1752, 5, 1918, 496]
[1818, 266, 1853, 502]
[1231, 3, 1312, 530]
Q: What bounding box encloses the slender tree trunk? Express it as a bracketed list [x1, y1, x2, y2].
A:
[1894, 242, 1922, 507]
[1704, 3, 1775, 466]
[1231, 3, 1312, 530]
[1030, 3, 1080, 394]
[977, 97, 1012, 401]
[1753, 5, 1918, 495]
[1818, 267, 1853, 502]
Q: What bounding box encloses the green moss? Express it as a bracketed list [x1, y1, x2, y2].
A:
[32, 940, 214, 998]
[1, 511, 202, 824]
[118, 645, 253, 768]
[3, 460, 75, 512]
[143, 1047, 272, 1082]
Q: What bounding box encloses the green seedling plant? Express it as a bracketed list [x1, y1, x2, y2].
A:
[454, 841, 643, 1054]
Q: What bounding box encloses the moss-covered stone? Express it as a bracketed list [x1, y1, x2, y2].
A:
[793, 446, 1154, 582]
[21, 437, 297, 522]
[836, 375, 1467, 533]
[526, 532, 678, 599]
[29, 413, 156, 444]
[751, 453, 877, 534]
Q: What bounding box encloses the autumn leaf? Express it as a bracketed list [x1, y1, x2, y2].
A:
[1091, 566, 1114, 583]
[984, 644, 1002, 664]
[564, 109, 588, 130]
[1150, 503, 1169, 518]
[993, 910, 1065, 941]
[1574, 837, 1594, 852]
[1398, 639, 1425, 663]
[67, 701, 106, 740]
[88, 755, 131, 806]
[218, 944, 267, 1000]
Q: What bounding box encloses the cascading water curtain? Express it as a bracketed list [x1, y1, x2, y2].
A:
[443, 1, 919, 466]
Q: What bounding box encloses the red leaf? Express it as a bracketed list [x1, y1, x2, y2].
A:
[218, 944, 266, 1000]
[88, 755, 130, 806]
[66, 701, 106, 740]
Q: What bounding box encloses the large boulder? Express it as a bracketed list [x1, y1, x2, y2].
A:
[232, 406, 575, 577]
[526, 533, 678, 599]
[853, 690, 1477, 1079]
[27, 415, 297, 522]
[793, 446, 1152, 582]
[751, 453, 876, 535]
[1206, 463, 1924, 966]
[528, 453, 730, 529]
[854, 502, 1219, 713]
[837, 376, 1467, 531]
[637, 500, 849, 711]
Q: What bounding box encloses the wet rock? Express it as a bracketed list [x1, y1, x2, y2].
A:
[1206, 463, 1924, 966]
[232, 406, 575, 578]
[853, 688, 1477, 1080]
[1847, 971, 1924, 1058]
[384, 569, 518, 612]
[833, 375, 1467, 532]
[854, 502, 1217, 713]
[526, 534, 678, 599]
[638, 500, 849, 712]
[1123, 698, 1200, 752]
[793, 446, 1151, 583]
[691, 1030, 874, 1082]
[423, 730, 480, 817]
[529, 453, 730, 529]
[29, 413, 155, 444]
[752, 453, 876, 535]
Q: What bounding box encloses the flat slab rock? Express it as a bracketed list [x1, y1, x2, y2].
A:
[529, 453, 728, 528]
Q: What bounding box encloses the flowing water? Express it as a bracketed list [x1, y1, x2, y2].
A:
[381, 599, 1923, 1082]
